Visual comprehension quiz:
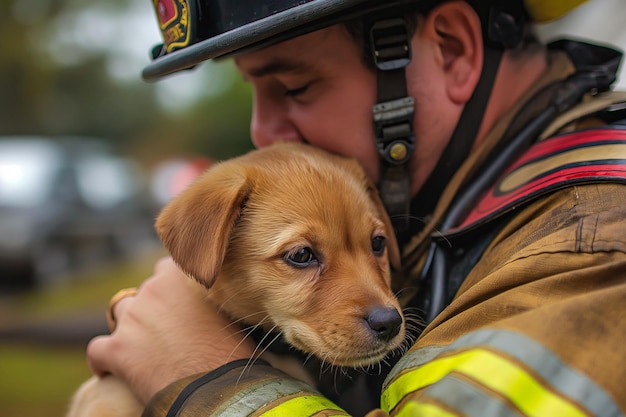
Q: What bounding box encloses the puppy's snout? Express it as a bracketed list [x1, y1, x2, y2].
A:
[365, 307, 403, 342]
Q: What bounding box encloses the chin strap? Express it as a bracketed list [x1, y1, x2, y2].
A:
[368, 17, 415, 242]
[410, 45, 503, 230]
[366, 4, 527, 243]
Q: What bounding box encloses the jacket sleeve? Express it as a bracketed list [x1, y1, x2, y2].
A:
[380, 184, 626, 416]
[142, 359, 351, 417]
[144, 184, 626, 417]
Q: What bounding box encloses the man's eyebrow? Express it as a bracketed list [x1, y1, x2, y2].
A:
[245, 59, 308, 78]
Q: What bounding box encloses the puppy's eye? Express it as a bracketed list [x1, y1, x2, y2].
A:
[285, 247, 318, 268]
[372, 236, 386, 256]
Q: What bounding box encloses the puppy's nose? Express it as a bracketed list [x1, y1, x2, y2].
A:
[366, 307, 402, 342]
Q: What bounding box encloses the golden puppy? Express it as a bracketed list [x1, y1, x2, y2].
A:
[68, 142, 405, 417]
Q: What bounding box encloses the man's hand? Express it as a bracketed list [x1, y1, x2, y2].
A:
[86, 257, 256, 404]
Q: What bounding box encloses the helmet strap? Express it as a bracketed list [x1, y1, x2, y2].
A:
[409, 3, 523, 232]
[410, 45, 503, 228]
[368, 17, 415, 241]
[366, 6, 519, 241]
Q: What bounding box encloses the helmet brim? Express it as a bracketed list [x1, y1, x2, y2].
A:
[142, 0, 417, 82]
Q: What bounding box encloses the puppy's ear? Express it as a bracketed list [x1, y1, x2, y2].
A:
[155, 162, 250, 288]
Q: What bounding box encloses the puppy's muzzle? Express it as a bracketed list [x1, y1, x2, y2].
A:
[365, 306, 403, 342]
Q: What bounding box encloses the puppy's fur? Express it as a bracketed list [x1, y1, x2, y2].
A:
[67, 142, 405, 417]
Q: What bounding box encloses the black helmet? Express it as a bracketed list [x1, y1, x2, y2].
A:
[143, 0, 587, 81]
[144, 0, 419, 81]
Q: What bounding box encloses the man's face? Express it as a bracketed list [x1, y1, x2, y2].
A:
[235, 25, 381, 182]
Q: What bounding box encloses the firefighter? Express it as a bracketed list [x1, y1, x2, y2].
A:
[87, 0, 626, 415]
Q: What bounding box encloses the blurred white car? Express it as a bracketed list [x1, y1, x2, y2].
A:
[0, 136, 157, 290]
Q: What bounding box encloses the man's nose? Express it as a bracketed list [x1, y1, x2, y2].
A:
[250, 99, 301, 147]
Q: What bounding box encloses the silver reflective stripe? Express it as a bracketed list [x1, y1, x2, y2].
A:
[386, 328, 623, 417]
[212, 377, 318, 417]
[459, 329, 623, 417]
[383, 344, 447, 388]
[425, 376, 522, 417]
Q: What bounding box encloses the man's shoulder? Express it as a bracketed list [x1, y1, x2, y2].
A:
[450, 125, 626, 236]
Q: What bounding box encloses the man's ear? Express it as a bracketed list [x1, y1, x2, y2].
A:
[424, 0, 483, 104]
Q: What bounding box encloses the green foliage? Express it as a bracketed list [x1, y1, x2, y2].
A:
[1, 0, 253, 161]
[0, 345, 91, 415]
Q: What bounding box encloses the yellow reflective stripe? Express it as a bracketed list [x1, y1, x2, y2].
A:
[524, 0, 588, 22]
[382, 348, 586, 417]
[258, 394, 348, 417]
[397, 400, 458, 417]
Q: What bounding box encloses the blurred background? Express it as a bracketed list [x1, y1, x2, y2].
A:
[0, 0, 253, 415]
[0, 0, 624, 415]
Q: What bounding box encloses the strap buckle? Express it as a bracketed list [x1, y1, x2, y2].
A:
[373, 97, 415, 165]
[370, 18, 412, 71]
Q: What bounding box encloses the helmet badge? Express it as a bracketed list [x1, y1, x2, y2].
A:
[152, 0, 192, 53]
